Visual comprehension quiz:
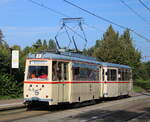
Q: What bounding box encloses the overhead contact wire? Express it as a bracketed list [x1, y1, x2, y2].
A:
[64, 0, 150, 42]
[28, 0, 70, 17]
[120, 0, 150, 26]
[138, 0, 150, 13]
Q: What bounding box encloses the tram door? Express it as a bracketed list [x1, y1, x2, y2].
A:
[56, 62, 69, 102]
[100, 67, 105, 97]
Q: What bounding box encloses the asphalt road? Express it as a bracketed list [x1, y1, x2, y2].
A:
[11, 93, 150, 122]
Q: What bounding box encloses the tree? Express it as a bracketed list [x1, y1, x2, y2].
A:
[0, 29, 4, 44]
[137, 62, 149, 80]
[33, 39, 42, 49]
[93, 25, 121, 63]
[83, 47, 94, 56]
[0, 73, 22, 97]
[23, 46, 32, 54]
[48, 39, 56, 50]
[92, 25, 141, 79]
[146, 62, 150, 77]
[12, 45, 21, 51]
[0, 30, 10, 74]
[119, 29, 141, 79]
[31, 39, 44, 53]
[0, 44, 10, 73]
[143, 61, 150, 79]
[43, 40, 47, 49]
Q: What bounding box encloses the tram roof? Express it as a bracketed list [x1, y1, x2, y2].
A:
[28, 51, 131, 69]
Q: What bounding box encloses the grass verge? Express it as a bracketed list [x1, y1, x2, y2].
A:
[134, 79, 150, 91]
[0, 95, 23, 100]
[133, 85, 144, 92]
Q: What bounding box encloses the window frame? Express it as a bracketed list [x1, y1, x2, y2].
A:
[72, 62, 99, 81]
[118, 68, 131, 81]
[27, 65, 49, 81]
[107, 68, 117, 81]
[52, 61, 69, 81]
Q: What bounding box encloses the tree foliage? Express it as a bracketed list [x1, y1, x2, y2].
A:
[0, 29, 4, 44]
[0, 33, 10, 73]
[0, 73, 22, 97]
[90, 25, 141, 79]
[48, 39, 57, 50]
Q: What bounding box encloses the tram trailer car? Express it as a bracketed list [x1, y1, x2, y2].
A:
[24, 51, 133, 106]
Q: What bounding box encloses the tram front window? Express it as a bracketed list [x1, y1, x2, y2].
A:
[27, 66, 48, 80]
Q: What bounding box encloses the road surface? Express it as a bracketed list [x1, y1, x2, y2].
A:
[0, 93, 149, 122]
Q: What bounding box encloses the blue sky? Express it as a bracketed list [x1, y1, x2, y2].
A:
[0, 0, 150, 61]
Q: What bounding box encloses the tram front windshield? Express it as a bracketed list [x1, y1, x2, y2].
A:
[27, 66, 48, 80]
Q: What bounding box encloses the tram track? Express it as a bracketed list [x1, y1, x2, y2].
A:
[0, 93, 149, 122]
[0, 102, 74, 122]
[0, 103, 80, 122]
[0, 105, 53, 122]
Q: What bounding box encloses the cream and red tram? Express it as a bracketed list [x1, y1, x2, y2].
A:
[24, 51, 132, 106]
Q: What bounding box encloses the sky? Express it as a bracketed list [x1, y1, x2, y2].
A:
[0, 0, 150, 61]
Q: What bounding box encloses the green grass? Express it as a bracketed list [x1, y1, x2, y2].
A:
[133, 85, 144, 92]
[0, 95, 23, 100]
[0, 96, 13, 100]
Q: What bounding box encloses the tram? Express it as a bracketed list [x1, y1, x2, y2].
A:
[24, 50, 132, 106]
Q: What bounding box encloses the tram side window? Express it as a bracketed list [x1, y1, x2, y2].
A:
[27, 66, 48, 80]
[73, 67, 80, 80]
[52, 61, 60, 81]
[118, 69, 122, 81]
[119, 69, 125, 81]
[64, 63, 68, 80]
[118, 69, 130, 81]
[122, 70, 125, 81]
[125, 70, 130, 80]
[102, 69, 105, 81]
[107, 69, 117, 81]
[72, 67, 99, 81]
[129, 70, 132, 80]
[125, 70, 128, 80]
[52, 61, 69, 81]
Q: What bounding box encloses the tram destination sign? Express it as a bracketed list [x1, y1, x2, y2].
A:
[30, 60, 48, 65]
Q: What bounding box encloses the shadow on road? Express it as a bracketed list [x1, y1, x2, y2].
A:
[58, 107, 150, 122]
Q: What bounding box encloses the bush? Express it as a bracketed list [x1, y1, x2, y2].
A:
[0, 73, 23, 98]
[134, 79, 150, 90]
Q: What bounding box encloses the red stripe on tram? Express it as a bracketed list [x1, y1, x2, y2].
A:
[24, 81, 130, 84]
